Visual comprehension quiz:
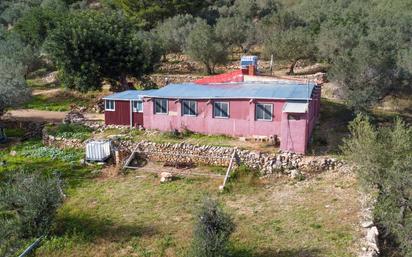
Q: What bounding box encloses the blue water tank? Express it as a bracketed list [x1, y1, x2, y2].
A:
[240, 56, 258, 69]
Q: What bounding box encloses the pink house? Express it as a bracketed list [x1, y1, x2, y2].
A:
[104, 81, 320, 154]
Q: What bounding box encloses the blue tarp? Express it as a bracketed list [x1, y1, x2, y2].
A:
[103, 82, 316, 101]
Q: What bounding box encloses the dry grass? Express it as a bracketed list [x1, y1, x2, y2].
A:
[36, 164, 361, 257]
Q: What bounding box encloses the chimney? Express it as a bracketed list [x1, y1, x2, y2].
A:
[248, 65, 256, 76]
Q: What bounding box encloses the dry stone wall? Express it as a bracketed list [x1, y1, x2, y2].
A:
[43, 133, 343, 175]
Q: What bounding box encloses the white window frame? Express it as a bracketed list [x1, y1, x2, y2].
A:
[154, 98, 168, 114]
[182, 100, 197, 116]
[213, 101, 229, 119]
[132, 100, 143, 113]
[105, 100, 115, 111]
[255, 103, 273, 121]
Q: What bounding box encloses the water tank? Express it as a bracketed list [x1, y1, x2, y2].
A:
[240, 56, 258, 69]
[85, 140, 112, 162]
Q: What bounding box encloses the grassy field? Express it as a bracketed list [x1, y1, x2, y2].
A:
[0, 140, 361, 257]
[34, 167, 360, 257]
[95, 127, 279, 152]
[24, 92, 91, 112]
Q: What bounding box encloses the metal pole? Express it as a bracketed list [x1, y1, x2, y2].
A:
[18, 236, 43, 257]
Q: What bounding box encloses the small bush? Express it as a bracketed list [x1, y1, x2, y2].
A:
[0, 171, 64, 256]
[191, 197, 235, 257]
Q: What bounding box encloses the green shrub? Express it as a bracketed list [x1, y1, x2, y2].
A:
[190, 197, 235, 257]
[0, 171, 64, 256]
[342, 114, 412, 256]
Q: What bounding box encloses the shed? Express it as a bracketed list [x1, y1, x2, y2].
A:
[102, 89, 155, 127]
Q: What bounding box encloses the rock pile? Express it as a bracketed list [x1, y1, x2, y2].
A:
[359, 193, 379, 257]
[63, 110, 85, 124]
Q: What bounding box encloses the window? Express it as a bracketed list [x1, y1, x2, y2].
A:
[132, 100, 143, 112]
[182, 100, 197, 116]
[213, 102, 229, 118]
[105, 100, 115, 111]
[154, 98, 168, 114]
[255, 103, 273, 121]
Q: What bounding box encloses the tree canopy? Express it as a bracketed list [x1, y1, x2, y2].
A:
[154, 14, 198, 57]
[112, 0, 211, 29]
[45, 11, 162, 92]
[0, 32, 32, 115]
[185, 20, 228, 75]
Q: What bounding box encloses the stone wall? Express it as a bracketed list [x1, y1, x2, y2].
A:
[43, 133, 343, 175]
[1, 120, 45, 138]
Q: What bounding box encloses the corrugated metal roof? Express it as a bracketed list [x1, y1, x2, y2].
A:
[103, 90, 156, 101]
[143, 82, 315, 100]
[283, 102, 309, 113]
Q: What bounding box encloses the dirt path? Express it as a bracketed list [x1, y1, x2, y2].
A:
[3, 109, 103, 123]
[32, 88, 62, 96]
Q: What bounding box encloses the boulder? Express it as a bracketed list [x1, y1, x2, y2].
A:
[290, 169, 303, 179]
[160, 172, 174, 183]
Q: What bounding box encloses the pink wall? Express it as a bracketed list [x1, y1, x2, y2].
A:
[143, 98, 285, 138]
[280, 113, 308, 154]
[279, 86, 321, 153]
[141, 86, 321, 154]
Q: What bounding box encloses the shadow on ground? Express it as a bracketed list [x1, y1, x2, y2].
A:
[309, 99, 354, 155]
[230, 247, 322, 257]
[53, 212, 157, 243]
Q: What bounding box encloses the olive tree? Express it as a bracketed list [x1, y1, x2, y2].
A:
[154, 14, 198, 58]
[191, 198, 235, 257]
[264, 26, 317, 74]
[0, 33, 32, 115]
[45, 10, 162, 92]
[215, 15, 255, 52]
[0, 171, 64, 256]
[185, 20, 228, 74]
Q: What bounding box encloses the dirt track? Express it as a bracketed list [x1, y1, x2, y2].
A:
[3, 109, 103, 123]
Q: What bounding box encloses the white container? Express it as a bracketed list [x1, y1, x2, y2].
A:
[85, 140, 111, 161]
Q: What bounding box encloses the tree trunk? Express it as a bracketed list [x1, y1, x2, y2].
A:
[205, 63, 212, 75]
[287, 59, 299, 75]
[162, 53, 167, 62]
[110, 74, 131, 92]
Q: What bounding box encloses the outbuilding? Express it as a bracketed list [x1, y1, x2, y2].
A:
[102, 90, 155, 127]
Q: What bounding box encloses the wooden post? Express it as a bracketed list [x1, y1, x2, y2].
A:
[219, 150, 237, 191]
[123, 145, 139, 169]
